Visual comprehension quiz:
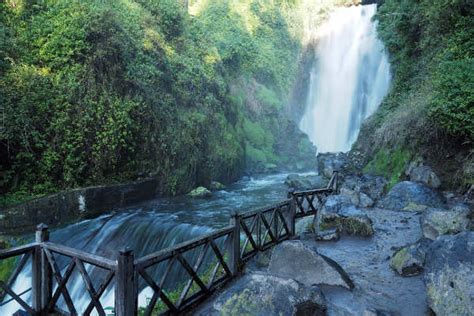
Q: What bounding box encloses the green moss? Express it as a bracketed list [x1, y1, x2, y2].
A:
[390, 247, 409, 271]
[221, 288, 274, 316]
[0, 257, 17, 282]
[363, 147, 412, 190]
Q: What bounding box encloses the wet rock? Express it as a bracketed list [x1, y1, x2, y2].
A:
[196, 272, 327, 316]
[263, 163, 278, 173]
[390, 239, 431, 276]
[209, 181, 226, 191]
[424, 232, 474, 315]
[340, 188, 375, 208]
[285, 174, 326, 190]
[317, 152, 348, 178]
[359, 192, 374, 208]
[321, 195, 353, 214]
[405, 162, 441, 189]
[268, 240, 354, 289]
[342, 174, 388, 201]
[376, 181, 446, 211]
[187, 186, 212, 198]
[320, 205, 374, 237]
[315, 229, 340, 241]
[420, 205, 471, 240]
[340, 188, 360, 205]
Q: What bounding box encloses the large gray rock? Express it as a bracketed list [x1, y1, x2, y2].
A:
[285, 174, 326, 190]
[420, 205, 472, 240]
[321, 195, 352, 214]
[424, 232, 474, 315]
[342, 174, 388, 201]
[268, 241, 354, 289]
[196, 272, 327, 316]
[339, 188, 375, 208]
[405, 162, 441, 189]
[376, 181, 446, 211]
[317, 152, 348, 179]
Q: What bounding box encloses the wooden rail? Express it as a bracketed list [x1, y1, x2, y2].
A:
[0, 172, 338, 315]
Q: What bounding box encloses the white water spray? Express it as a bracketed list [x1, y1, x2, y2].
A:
[300, 4, 391, 153]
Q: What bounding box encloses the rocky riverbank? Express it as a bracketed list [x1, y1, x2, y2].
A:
[195, 153, 473, 315]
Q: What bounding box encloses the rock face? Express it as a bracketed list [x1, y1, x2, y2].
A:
[319, 201, 374, 237]
[405, 162, 441, 189]
[376, 181, 446, 211]
[285, 174, 326, 190]
[268, 241, 354, 289]
[424, 232, 474, 315]
[187, 186, 212, 198]
[317, 152, 348, 178]
[196, 272, 327, 316]
[390, 239, 431, 277]
[420, 205, 471, 240]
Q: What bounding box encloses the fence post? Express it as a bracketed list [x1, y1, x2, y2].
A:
[229, 213, 240, 276]
[287, 190, 296, 237]
[115, 248, 137, 316]
[33, 223, 50, 314]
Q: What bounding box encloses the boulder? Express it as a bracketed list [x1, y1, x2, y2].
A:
[342, 174, 388, 201]
[339, 188, 375, 208]
[187, 186, 212, 198]
[285, 174, 326, 190]
[196, 272, 327, 316]
[210, 181, 226, 191]
[317, 152, 348, 179]
[359, 192, 374, 208]
[390, 239, 431, 277]
[320, 204, 374, 237]
[424, 232, 474, 315]
[321, 195, 352, 214]
[376, 181, 446, 211]
[420, 204, 471, 240]
[405, 162, 441, 189]
[268, 240, 354, 289]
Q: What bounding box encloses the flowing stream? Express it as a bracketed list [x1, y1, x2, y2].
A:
[300, 4, 391, 153]
[1, 173, 305, 314]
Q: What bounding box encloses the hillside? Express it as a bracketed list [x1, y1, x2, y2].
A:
[352, 0, 474, 191]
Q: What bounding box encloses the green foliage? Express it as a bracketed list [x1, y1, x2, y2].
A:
[364, 147, 411, 189]
[0, 0, 320, 199]
[376, 0, 474, 141]
[430, 58, 474, 139]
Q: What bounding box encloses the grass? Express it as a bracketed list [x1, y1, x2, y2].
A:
[363, 147, 412, 190]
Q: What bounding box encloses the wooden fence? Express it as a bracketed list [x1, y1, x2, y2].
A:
[0, 172, 338, 316]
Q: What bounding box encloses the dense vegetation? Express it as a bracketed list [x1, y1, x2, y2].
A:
[1, 0, 359, 205]
[355, 0, 474, 189]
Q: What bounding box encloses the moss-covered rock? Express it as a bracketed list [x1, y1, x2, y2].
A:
[390, 241, 430, 277]
[424, 232, 474, 315]
[420, 205, 471, 240]
[376, 181, 446, 211]
[319, 204, 374, 237]
[210, 181, 226, 191]
[187, 186, 212, 198]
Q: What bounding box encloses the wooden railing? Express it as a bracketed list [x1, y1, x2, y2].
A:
[0, 172, 338, 315]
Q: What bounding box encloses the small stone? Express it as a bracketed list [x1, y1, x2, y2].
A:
[359, 192, 374, 208]
[315, 229, 340, 241]
[210, 181, 226, 191]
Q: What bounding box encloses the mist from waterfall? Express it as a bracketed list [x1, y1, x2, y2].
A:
[300, 4, 391, 153]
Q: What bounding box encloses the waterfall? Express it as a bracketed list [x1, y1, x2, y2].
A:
[300, 4, 391, 153]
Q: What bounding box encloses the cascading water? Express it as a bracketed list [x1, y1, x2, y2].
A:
[1, 173, 299, 314]
[300, 4, 391, 153]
